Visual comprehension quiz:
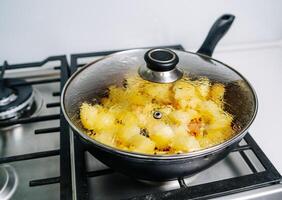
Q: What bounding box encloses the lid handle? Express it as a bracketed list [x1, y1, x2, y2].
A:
[139, 48, 183, 83]
[197, 14, 235, 57]
[144, 49, 179, 72]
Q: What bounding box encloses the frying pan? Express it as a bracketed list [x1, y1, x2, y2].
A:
[61, 14, 258, 181]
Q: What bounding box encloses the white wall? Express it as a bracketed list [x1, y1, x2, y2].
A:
[1, 0, 282, 63]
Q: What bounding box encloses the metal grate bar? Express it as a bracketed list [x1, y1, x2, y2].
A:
[244, 134, 281, 176]
[0, 114, 60, 127]
[34, 127, 60, 134]
[59, 56, 73, 200]
[0, 56, 66, 70]
[239, 151, 258, 173]
[231, 145, 251, 152]
[129, 171, 281, 200]
[30, 176, 60, 187]
[178, 178, 187, 188]
[46, 102, 60, 108]
[29, 168, 115, 188]
[0, 150, 60, 164]
[52, 92, 61, 96]
[10, 78, 60, 86]
[74, 134, 89, 200]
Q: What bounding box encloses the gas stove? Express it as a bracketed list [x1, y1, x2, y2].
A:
[0, 45, 281, 200]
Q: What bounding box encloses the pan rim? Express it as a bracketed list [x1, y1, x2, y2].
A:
[61, 48, 258, 160]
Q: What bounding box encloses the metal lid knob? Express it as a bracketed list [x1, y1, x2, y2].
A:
[139, 48, 183, 83]
[144, 49, 179, 71]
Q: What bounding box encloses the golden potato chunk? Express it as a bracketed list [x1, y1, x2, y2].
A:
[173, 81, 196, 108]
[80, 103, 99, 130]
[210, 83, 225, 106]
[143, 83, 172, 104]
[94, 130, 116, 147]
[93, 110, 115, 131]
[169, 110, 199, 124]
[149, 122, 174, 149]
[128, 134, 156, 154]
[171, 133, 201, 152]
[116, 125, 140, 144]
[195, 78, 210, 98]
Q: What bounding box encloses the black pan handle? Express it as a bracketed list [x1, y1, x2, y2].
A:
[197, 14, 235, 57]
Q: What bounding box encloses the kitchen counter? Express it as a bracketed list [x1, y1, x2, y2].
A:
[203, 41, 282, 174]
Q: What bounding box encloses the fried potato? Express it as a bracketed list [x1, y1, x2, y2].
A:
[79, 75, 235, 155]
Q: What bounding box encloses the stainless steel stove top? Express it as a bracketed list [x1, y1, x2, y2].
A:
[0, 65, 61, 200]
[0, 46, 281, 200]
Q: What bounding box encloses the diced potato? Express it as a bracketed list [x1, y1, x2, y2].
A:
[208, 113, 233, 130]
[204, 130, 226, 145]
[175, 99, 189, 109]
[143, 83, 172, 104]
[197, 100, 221, 122]
[201, 125, 234, 147]
[210, 83, 225, 106]
[136, 113, 149, 127]
[116, 125, 140, 143]
[188, 118, 204, 137]
[169, 110, 198, 124]
[94, 130, 116, 147]
[158, 106, 174, 115]
[117, 144, 130, 152]
[171, 133, 201, 152]
[116, 111, 138, 126]
[187, 97, 202, 109]
[149, 122, 174, 149]
[171, 125, 188, 135]
[128, 134, 156, 154]
[173, 81, 196, 101]
[126, 90, 150, 106]
[80, 103, 99, 130]
[93, 110, 115, 131]
[198, 137, 213, 148]
[195, 78, 210, 98]
[169, 110, 189, 124]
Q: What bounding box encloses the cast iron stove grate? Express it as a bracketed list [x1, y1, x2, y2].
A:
[0, 56, 72, 199]
[69, 45, 281, 200]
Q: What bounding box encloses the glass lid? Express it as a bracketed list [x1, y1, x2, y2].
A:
[62, 48, 257, 155]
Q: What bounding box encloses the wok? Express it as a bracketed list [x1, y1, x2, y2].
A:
[61, 14, 258, 181]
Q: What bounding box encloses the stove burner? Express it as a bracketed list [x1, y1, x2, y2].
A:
[0, 79, 34, 120]
[0, 61, 35, 121]
[0, 84, 17, 107]
[0, 165, 18, 200]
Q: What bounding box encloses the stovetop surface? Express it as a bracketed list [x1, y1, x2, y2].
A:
[0, 45, 281, 200]
[0, 77, 61, 199]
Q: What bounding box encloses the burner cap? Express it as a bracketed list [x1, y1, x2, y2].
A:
[0, 87, 17, 107]
[0, 85, 14, 102]
[0, 165, 18, 200]
[0, 79, 34, 120]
